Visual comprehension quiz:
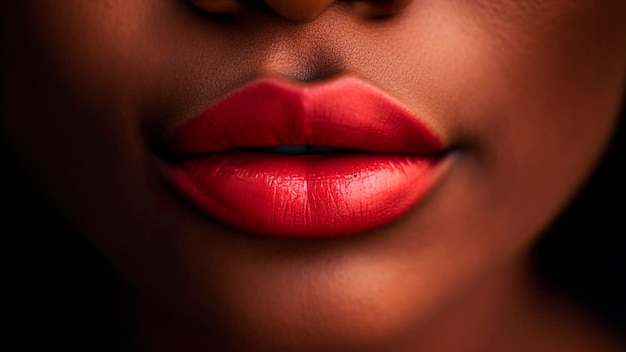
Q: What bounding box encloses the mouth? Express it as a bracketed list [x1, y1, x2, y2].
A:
[157, 77, 450, 238]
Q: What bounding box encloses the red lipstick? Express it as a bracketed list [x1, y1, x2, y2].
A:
[160, 77, 447, 238]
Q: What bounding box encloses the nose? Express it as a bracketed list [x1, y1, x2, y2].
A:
[189, 0, 414, 22]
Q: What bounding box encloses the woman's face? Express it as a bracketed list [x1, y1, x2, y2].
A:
[2, 0, 625, 350]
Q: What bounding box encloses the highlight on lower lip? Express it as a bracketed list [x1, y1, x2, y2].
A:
[162, 151, 443, 238]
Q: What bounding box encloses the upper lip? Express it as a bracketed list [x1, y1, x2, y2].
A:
[162, 76, 444, 157]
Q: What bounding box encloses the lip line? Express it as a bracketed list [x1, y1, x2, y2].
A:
[162, 76, 445, 157]
[156, 76, 449, 238]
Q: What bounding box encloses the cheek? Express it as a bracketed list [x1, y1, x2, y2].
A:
[411, 0, 625, 231]
[463, 0, 625, 220]
[0, 1, 167, 272]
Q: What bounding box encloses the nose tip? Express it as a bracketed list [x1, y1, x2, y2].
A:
[262, 0, 335, 22]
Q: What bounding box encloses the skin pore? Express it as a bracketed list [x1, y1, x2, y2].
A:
[2, 0, 625, 351]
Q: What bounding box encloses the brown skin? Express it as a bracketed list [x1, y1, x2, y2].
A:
[2, 0, 625, 351]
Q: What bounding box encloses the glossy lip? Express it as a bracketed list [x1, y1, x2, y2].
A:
[159, 77, 449, 238]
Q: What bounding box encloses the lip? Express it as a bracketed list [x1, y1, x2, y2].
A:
[158, 77, 449, 238]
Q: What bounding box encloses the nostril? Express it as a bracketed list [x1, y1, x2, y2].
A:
[354, 0, 414, 18]
[186, 0, 413, 21]
[187, 0, 243, 15]
[186, 0, 336, 22]
[261, 0, 336, 22]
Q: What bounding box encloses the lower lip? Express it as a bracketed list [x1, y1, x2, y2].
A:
[161, 151, 446, 238]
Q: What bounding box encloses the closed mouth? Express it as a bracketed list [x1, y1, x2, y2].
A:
[156, 76, 450, 238]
